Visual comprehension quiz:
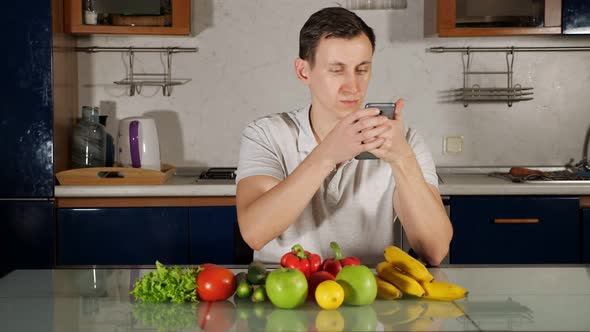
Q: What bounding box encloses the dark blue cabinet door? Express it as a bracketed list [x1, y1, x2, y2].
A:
[0, 201, 54, 272]
[583, 208, 590, 263]
[450, 196, 580, 264]
[0, 2, 54, 198]
[189, 207, 240, 264]
[57, 208, 189, 265]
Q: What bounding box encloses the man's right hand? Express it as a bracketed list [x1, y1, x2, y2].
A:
[314, 108, 391, 166]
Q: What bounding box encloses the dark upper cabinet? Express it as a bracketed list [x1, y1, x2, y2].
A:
[438, 0, 562, 37]
[583, 208, 590, 263]
[57, 207, 189, 265]
[450, 196, 580, 264]
[1, 2, 54, 198]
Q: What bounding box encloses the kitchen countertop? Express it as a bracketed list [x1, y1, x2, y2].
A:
[438, 173, 590, 195]
[55, 175, 237, 197]
[55, 167, 590, 197]
[1, 266, 589, 331]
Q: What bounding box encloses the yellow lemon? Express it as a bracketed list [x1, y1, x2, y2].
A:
[315, 309, 345, 332]
[315, 280, 344, 310]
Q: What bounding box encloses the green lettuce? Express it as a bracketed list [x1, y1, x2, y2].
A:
[130, 261, 202, 303]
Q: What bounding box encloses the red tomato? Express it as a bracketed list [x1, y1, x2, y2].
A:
[197, 266, 236, 301]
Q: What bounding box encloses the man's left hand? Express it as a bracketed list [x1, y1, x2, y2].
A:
[368, 98, 414, 165]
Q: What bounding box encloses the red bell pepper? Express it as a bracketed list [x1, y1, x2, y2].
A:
[280, 244, 321, 279]
[322, 241, 361, 277]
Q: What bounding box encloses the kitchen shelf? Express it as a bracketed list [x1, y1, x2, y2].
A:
[430, 45, 590, 107]
[76, 46, 198, 97]
[64, 0, 191, 35]
[440, 48, 533, 107]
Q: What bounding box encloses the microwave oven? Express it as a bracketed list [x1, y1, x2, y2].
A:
[453, 0, 560, 29]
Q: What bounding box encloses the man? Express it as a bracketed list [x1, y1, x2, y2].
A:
[235, 7, 452, 265]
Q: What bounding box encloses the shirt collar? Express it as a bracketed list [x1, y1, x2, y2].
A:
[296, 105, 317, 153]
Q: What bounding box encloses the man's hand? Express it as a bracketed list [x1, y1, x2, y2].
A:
[369, 99, 414, 165]
[314, 108, 390, 166]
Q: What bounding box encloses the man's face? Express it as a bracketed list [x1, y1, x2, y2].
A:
[305, 34, 373, 118]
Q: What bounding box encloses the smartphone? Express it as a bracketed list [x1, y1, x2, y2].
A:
[355, 102, 396, 160]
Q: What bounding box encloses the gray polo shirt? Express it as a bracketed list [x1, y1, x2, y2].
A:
[236, 106, 438, 264]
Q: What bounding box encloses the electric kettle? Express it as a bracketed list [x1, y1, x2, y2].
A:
[118, 117, 161, 171]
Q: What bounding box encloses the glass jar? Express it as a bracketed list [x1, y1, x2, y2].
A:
[84, 0, 98, 25]
[71, 106, 107, 169]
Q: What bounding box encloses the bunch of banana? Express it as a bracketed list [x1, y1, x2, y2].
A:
[376, 246, 468, 301]
[375, 274, 402, 300]
[421, 280, 469, 301]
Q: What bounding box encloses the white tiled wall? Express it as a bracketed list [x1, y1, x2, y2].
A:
[77, 0, 590, 167]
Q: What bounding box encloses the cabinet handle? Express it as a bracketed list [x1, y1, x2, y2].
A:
[494, 218, 539, 224]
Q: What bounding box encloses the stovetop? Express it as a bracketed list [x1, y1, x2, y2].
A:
[489, 169, 590, 184]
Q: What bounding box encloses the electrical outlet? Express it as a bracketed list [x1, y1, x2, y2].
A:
[444, 136, 464, 154]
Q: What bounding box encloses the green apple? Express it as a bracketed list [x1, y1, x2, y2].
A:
[335, 265, 377, 306]
[265, 268, 308, 309]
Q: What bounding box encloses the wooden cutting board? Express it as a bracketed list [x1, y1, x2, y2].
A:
[56, 164, 175, 186]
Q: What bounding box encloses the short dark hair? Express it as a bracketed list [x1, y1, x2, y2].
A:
[299, 7, 376, 67]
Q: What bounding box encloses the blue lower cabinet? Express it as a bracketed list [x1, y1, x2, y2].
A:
[1, 201, 54, 271]
[450, 196, 580, 264]
[189, 206, 242, 264]
[583, 208, 590, 263]
[57, 207, 189, 265]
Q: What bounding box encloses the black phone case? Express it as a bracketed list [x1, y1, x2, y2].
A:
[355, 103, 396, 160]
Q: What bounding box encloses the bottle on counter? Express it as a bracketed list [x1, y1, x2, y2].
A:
[71, 106, 107, 169]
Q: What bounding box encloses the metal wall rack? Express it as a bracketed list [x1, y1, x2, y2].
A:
[429, 46, 590, 107]
[76, 46, 198, 97]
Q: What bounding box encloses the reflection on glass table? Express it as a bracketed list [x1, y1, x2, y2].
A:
[1, 267, 590, 331]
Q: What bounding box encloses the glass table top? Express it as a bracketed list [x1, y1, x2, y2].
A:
[1, 266, 589, 331]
